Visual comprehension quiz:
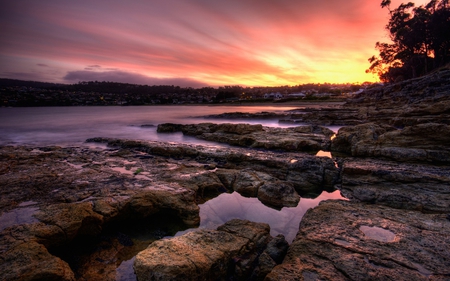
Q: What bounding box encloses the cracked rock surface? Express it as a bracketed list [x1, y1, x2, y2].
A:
[266, 200, 450, 281]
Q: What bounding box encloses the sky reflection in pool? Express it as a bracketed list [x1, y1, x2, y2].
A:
[197, 190, 345, 243]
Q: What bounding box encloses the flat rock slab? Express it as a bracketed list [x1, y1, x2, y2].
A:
[341, 158, 450, 213]
[266, 200, 450, 281]
[331, 122, 450, 163]
[157, 123, 335, 152]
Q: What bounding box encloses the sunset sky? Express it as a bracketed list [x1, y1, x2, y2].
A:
[0, 0, 429, 87]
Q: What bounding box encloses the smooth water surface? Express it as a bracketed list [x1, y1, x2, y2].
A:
[197, 190, 345, 243]
[0, 105, 303, 146]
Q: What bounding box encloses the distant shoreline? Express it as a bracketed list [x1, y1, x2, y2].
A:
[0, 100, 346, 108]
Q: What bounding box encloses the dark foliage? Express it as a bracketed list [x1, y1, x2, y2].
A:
[367, 0, 450, 82]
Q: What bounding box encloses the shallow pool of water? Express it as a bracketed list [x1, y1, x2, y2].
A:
[0, 204, 39, 232]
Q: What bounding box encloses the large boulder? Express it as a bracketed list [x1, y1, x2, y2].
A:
[134, 219, 283, 281]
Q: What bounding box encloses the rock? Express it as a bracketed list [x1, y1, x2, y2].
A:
[157, 123, 334, 152]
[264, 234, 289, 264]
[213, 123, 264, 135]
[290, 107, 362, 126]
[252, 252, 277, 280]
[330, 122, 396, 154]
[344, 69, 450, 126]
[134, 219, 272, 281]
[189, 171, 229, 200]
[340, 158, 450, 213]
[332, 123, 450, 163]
[257, 182, 300, 209]
[232, 169, 269, 197]
[0, 239, 75, 281]
[285, 156, 339, 195]
[266, 200, 450, 281]
[156, 122, 184, 132]
[86, 138, 339, 201]
[204, 111, 284, 120]
[34, 202, 104, 244]
[128, 189, 200, 226]
[158, 122, 264, 136]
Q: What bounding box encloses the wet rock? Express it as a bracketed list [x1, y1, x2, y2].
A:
[266, 200, 450, 281]
[134, 219, 286, 281]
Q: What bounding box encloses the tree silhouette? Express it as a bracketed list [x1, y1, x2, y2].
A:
[367, 0, 450, 82]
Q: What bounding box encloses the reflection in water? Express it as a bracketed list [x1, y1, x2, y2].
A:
[315, 150, 332, 158]
[0, 205, 39, 231]
[197, 190, 345, 243]
[359, 226, 396, 242]
[116, 257, 137, 281]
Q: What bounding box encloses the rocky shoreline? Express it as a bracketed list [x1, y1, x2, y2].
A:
[1, 69, 450, 280]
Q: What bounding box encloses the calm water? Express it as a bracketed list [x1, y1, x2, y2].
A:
[190, 190, 343, 243]
[0, 105, 304, 146]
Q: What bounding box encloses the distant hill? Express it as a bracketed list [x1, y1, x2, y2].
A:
[0, 78, 64, 88]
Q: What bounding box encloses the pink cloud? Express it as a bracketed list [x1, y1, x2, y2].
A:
[1, 0, 431, 86]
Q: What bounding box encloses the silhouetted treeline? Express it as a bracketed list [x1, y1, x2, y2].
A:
[367, 0, 450, 82]
[0, 78, 366, 106]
